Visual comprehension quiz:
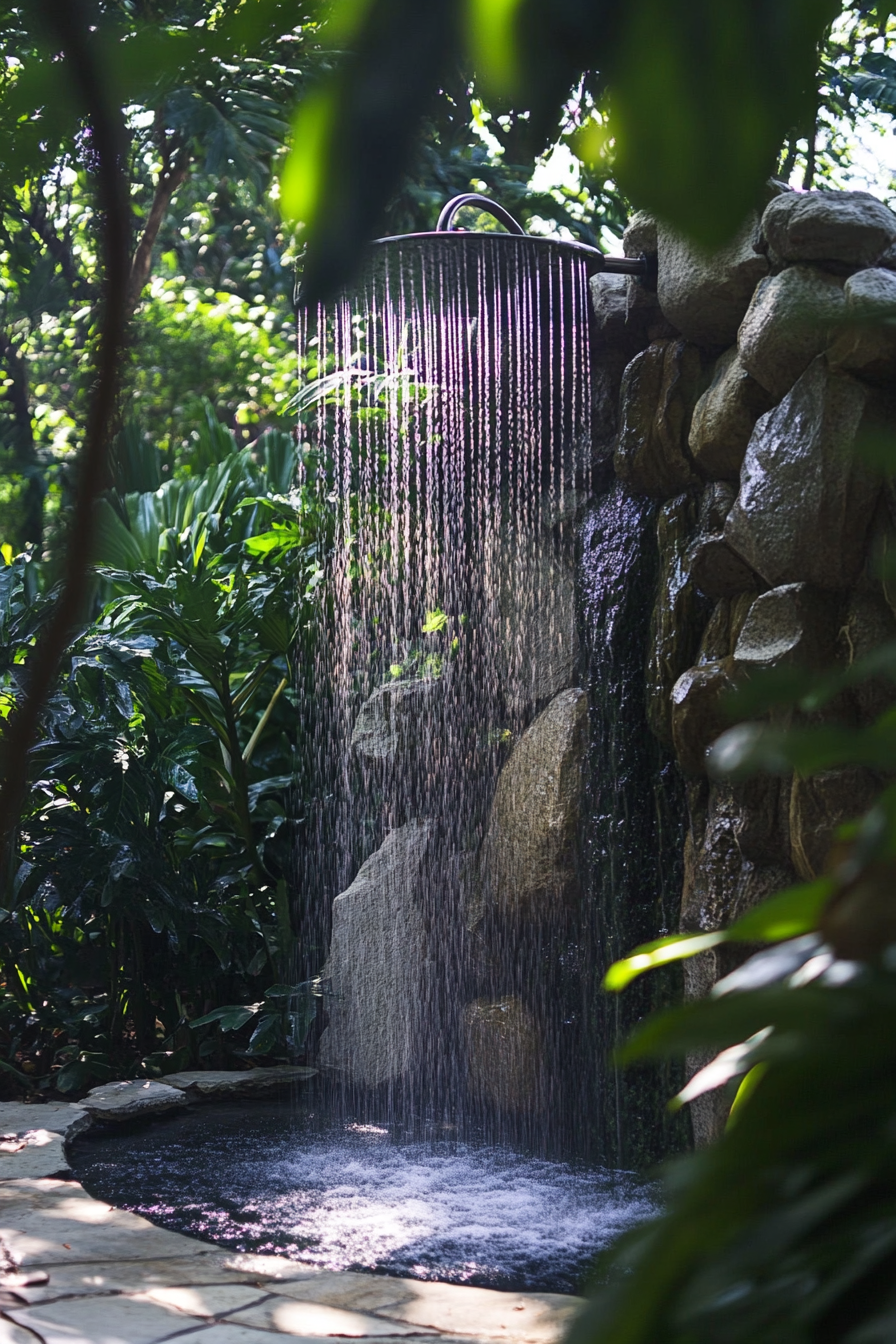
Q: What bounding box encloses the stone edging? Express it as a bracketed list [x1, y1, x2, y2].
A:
[0, 1096, 583, 1344]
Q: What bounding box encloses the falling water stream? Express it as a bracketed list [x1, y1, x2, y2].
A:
[72, 229, 684, 1290]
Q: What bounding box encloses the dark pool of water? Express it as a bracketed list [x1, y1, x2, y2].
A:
[70, 1097, 656, 1293]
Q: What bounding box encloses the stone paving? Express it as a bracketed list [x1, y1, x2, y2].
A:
[0, 1098, 584, 1344]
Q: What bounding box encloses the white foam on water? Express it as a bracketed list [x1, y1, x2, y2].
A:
[254, 1129, 656, 1286]
[74, 1108, 657, 1292]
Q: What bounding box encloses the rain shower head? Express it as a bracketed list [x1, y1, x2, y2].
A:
[296, 194, 656, 308]
[429, 193, 652, 282]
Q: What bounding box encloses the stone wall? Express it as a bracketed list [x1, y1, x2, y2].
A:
[596, 187, 896, 1142]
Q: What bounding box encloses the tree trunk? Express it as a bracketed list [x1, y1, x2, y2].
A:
[0, 329, 43, 549]
[126, 152, 190, 317]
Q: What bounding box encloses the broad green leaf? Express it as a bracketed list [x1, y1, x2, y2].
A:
[618, 982, 837, 1064]
[604, 932, 726, 992]
[246, 1011, 282, 1055]
[189, 1004, 260, 1031]
[607, 0, 839, 247]
[466, 0, 525, 97]
[279, 89, 336, 229]
[93, 500, 146, 571]
[162, 761, 200, 804]
[604, 880, 834, 992]
[726, 1062, 769, 1128]
[726, 878, 834, 942]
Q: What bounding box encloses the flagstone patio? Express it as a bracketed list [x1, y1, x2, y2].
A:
[0, 1100, 583, 1344]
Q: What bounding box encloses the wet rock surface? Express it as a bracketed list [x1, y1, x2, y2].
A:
[82, 1080, 188, 1122]
[828, 267, 896, 385]
[645, 493, 707, 744]
[733, 583, 839, 670]
[737, 266, 846, 399]
[789, 769, 880, 880]
[838, 591, 896, 722]
[614, 340, 706, 497]
[463, 997, 542, 1113]
[617, 189, 896, 1147]
[352, 679, 442, 762]
[759, 189, 896, 268]
[656, 215, 768, 347]
[688, 535, 759, 599]
[589, 273, 661, 357]
[670, 660, 736, 777]
[318, 820, 433, 1086]
[724, 358, 881, 590]
[480, 689, 588, 919]
[732, 775, 791, 867]
[688, 346, 776, 480]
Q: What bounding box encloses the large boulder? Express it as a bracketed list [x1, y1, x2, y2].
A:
[614, 341, 705, 497]
[688, 535, 759, 599]
[733, 775, 791, 866]
[681, 785, 796, 944]
[670, 659, 737, 776]
[645, 493, 707, 744]
[351, 679, 442, 762]
[838, 591, 896, 724]
[724, 358, 882, 591]
[759, 190, 896, 268]
[656, 215, 769, 346]
[737, 266, 846, 399]
[828, 267, 896, 386]
[589, 272, 662, 358]
[318, 820, 433, 1086]
[688, 346, 776, 480]
[733, 583, 839, 670]
[480, 688, 588, 919]
[623, 210, 658, 258]
[463, 997, 542, 1112]
[680, 783, 795, 1144]
[790, 769, 880, 880]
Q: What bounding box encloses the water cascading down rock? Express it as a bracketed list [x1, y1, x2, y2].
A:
[297, 232, 680, 1158]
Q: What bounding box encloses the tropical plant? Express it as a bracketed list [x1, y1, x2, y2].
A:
[569, 615, 896, 1341]
[0, 418, 329, 1093]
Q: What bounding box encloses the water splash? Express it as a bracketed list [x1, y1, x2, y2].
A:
[72, 1100, 657, 1293]
[295, 233, 684, 1163]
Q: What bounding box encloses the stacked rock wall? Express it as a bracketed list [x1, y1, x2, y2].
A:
[594, 188, 896, 1142]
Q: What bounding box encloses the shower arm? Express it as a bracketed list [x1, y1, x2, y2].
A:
[435, 193, 655, 282]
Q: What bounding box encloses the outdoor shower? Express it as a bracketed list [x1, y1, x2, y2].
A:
[71, 196, 683, 1290]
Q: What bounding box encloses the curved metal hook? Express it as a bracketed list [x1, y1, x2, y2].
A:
[434, 192, 652, 282]
[436, 194, 526, 236]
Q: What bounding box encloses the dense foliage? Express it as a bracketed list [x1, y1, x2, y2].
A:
[0, 0, 638, 1093]
[2, 19, 896, 1344]
[0, 420, 328, 1088]
[569, 630, 896, 1341]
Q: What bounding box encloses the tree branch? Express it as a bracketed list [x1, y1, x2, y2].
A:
[25, 196, 81, 294]
[126, 147, 190, 317]
[0, 0, 132, 851]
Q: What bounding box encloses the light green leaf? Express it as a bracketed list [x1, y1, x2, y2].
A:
[604, 880, 834, 992]
[603, 932, 726, 992]
[422, 608, 448, 634]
